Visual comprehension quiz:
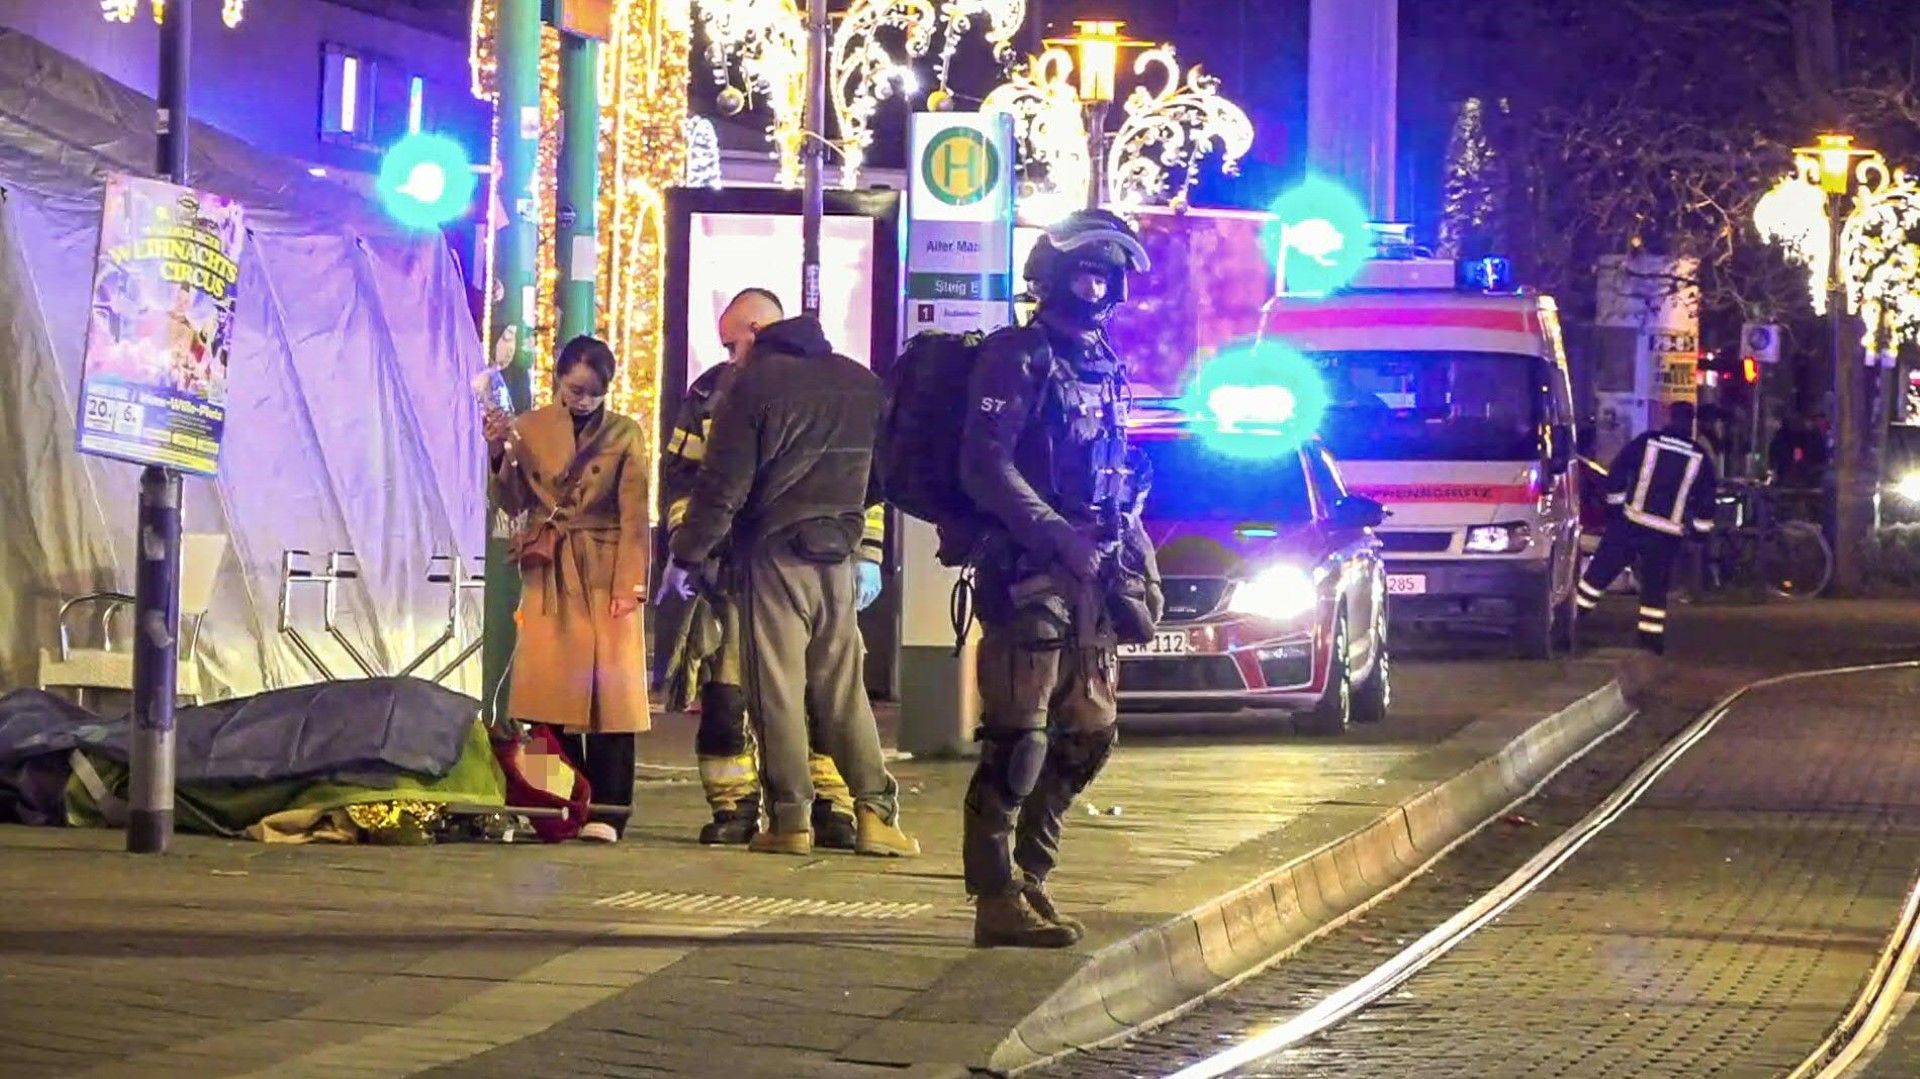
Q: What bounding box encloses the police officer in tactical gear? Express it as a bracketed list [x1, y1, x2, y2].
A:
[959, 209, 1162, 948]
[1576, 401, 1718, 653]
[660, 289, 885, 848]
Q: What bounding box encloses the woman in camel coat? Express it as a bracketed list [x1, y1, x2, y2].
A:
[485, 336, 650, 842]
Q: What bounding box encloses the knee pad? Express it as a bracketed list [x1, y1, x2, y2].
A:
[981, 728, 1049, 804]
[695, 682, 749, 757]
[1047, 727, 1116, 795]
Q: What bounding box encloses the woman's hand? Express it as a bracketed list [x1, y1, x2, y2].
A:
[483, 407, 514, 453]
[609, 594, 641, 620]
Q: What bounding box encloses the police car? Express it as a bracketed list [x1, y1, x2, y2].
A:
[1117, 413, 1391, 735]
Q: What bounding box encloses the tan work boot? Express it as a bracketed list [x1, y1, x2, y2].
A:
[853, 805, 921, 857]
[1020, 875, 1085, 939]
[974, 892, 1078, 949]
[747, 829, 813, 856]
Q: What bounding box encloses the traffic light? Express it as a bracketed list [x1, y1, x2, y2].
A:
[1742, 355, 1760, 384]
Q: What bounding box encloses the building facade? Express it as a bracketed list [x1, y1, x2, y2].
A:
[0, 0, 485, 180]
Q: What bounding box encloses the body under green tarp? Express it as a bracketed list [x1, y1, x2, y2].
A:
[66, 722, 506, 840]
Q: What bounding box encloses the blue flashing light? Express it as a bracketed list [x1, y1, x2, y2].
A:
[1264, 175, 1372, 296]
[1178, 340, 1329, 460]
[1457, 255, 1515, 291]
[377, 133, 476, 230]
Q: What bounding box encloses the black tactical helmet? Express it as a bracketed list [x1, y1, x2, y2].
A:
[1023, 209, 1151, 318]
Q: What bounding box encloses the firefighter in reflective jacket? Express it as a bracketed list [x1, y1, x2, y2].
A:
[660, 291, 886, 847]
[1576, 401, 1718, 654]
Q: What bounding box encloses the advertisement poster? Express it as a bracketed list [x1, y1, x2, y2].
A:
[683, 212, 876, 387]
[1593, 254, 1698, 455]
[903, 113, 1015, 338]
[76, 174, 246, 476]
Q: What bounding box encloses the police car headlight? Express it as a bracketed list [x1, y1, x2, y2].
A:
[1227, 565, 1319, 621]
[1896, 472, 1920, 503]
[1465, 522, 1533, 554]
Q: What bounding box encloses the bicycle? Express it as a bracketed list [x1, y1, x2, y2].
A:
[1699, 481, 1833, 601]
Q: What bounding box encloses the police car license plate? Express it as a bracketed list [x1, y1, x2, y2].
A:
[1386, 574, 1428, 596]
[1119, 631, 1189, 657]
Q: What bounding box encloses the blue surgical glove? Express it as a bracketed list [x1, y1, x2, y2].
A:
[657, 563, 697, 603]
[855, 561, 883, 611]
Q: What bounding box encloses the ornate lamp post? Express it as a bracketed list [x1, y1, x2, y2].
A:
[981, 19, 1252, 222]
[1756, 133, 1920, 589]
[1046, 19, 1145, 209]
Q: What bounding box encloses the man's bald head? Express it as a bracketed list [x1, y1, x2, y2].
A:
[718, 288, 784, 365]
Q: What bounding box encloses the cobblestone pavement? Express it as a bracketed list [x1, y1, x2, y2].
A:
[0, 646, 1610, 1078]
[1042, 600, 1920, 1079]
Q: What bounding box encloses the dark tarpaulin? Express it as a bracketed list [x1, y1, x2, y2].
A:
[0, 677, 480, 787]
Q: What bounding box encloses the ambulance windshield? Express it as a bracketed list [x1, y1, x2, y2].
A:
[1135, 434, 1316, 523]
[1313, 350, 1544, 461]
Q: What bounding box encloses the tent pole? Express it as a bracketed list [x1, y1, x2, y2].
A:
[128, 0, 193, 855]
[481, 0, 543, 725]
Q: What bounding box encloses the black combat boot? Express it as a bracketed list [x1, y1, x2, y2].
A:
[698, 794, 760, 845]
[812, 801, 858, 851]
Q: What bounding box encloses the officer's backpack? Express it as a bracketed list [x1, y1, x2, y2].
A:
[876, 331, 989, 564]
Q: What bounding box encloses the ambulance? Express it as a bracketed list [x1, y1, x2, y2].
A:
[1255, 255, 1583, 658]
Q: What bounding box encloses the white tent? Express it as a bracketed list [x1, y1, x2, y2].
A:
[0, 30, 486, 699]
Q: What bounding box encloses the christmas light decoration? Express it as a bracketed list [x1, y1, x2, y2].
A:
[1105, 46, 1253, 209]
[535, 26, 562, 374]
[982, 35, 1251, 215]
[979, 49, 1088, 217]
[829, 0, 1025, 187]
[597, 0, 691, 437]
[696, 0, 806, 187]
[1437, 97, 1504, 257]
[684, 115, 722, 187]
[697, 0, 1024, 188]
[102, 0, 247, 27]
[1755, 139, 1920, 352]
[471, 0, 689, 434]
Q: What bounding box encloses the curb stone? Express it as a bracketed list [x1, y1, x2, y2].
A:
[990, 679, 1633, 1074]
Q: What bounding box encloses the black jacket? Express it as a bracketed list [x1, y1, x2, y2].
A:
[1605, 427, 1719, 537]
[959, 319, 1132, 562]
[670, 318, 883, 565]
[663, 360, 883, 561]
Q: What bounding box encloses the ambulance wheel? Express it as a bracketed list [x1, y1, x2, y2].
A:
[1299, 618, 1352, 736]
[1514, 580, 1557, 660]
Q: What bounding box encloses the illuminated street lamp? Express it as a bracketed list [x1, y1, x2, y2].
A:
[983, 19, 1252, 221]
[1046, 19, 1146, 209]
[1755, 132, 1920, 590]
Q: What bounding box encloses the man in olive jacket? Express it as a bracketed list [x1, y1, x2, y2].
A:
[666, 308, 918, 858]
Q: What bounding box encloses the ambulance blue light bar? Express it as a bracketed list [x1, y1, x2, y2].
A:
[1344, 254, 1518, 292]
[1457, 255, 1515, 291]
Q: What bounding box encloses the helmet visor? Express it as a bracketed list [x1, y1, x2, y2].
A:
[1047, 225, 1151, 274]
